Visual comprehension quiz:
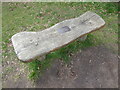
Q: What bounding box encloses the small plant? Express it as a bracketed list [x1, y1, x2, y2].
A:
[36, 12, 43, 18]
[27, 60, 41, 80]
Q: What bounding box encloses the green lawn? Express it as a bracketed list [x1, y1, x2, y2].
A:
[2, 2, 118, 80]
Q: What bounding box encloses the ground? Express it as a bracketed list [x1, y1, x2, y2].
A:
[2, 2, 118, 88]
[2, 45, 118, 88]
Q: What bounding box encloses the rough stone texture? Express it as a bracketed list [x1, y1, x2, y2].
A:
[11, 11, 105, 62]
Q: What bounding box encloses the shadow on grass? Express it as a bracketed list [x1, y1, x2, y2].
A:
[27, 34, 101, 80]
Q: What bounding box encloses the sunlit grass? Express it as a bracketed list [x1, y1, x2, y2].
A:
[2, 2, 118, 80]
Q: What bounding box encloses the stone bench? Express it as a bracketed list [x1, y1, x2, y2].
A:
[11, 11, 105, 62]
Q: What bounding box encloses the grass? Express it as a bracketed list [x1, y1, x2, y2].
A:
[28, 34, 99, 80]
[2, 2, 118, 80]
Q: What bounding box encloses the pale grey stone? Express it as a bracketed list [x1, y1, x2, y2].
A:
[57, 26, 71, 33]
[11, 11, 105, 62]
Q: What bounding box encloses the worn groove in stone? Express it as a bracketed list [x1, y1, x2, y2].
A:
[11, 11, 105, 62]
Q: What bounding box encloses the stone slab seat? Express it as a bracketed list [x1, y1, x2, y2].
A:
[11, 11, 105, 62]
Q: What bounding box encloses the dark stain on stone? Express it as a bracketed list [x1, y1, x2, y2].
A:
[57, 26, 71, 33]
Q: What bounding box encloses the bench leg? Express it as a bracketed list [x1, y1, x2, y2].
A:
[79, 35, 87, 41]
[37, 55, 46, 61]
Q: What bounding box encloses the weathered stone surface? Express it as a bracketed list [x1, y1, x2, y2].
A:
[57, 26, 71, 33]
[11, 11, 105, 62]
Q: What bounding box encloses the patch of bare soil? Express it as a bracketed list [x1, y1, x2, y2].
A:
[2, 45, 118, 88]
[35, 45, 118, 88]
